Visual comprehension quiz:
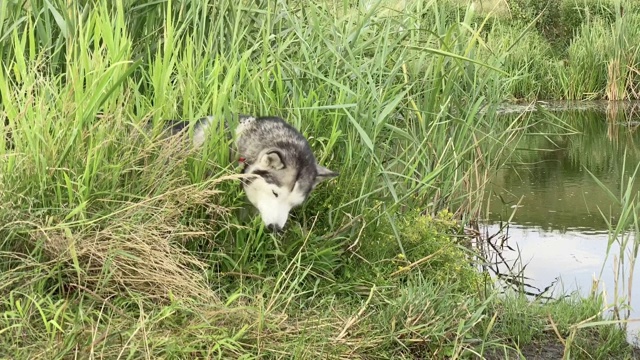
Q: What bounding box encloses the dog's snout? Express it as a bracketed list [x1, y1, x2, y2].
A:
[266, 224, 283, 233]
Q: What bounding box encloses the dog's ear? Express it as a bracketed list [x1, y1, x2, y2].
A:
[259, 150, 285, 170]
[313, 164, 339, 187]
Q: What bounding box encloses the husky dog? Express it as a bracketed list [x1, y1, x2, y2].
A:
[164, 114, 339, 232]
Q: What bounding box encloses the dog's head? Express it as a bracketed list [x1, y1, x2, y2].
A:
[241, 148, 338, 232]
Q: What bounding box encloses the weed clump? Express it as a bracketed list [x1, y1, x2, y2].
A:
[394, 209, 481, 290]
[350, 209, 481, 294]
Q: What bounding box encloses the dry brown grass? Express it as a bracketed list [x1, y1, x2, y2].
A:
[607, 58, 623, 101]
[21, 175, 241, 304]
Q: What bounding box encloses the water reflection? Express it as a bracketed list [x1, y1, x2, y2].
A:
[486, 107, 640, 232]
[482, 104, 640, 341]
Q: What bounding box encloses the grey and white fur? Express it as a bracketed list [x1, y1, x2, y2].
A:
[164, 114, 338, 232]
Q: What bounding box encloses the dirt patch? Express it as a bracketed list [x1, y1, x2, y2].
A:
[519, 341, 569, 359]
[482, 340, 566, 360]
[482, 338, 640, 359]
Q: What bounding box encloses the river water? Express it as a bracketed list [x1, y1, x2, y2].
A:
[481, 102, 640, 343]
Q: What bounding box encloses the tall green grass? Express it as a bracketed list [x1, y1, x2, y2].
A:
[0, 0, 636, 358]
[589, 154, 640, 335]
[471, 0, 640, 101]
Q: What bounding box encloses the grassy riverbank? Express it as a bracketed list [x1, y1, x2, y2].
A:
[0, 0, 639, 358]
[468, 0, 640, 101]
